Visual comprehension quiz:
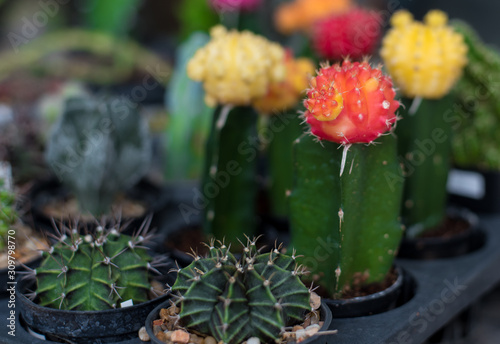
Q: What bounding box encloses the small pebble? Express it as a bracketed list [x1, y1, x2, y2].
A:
[154, 325, 163, 336]
[189, 334, 204, 344]
[204, 336, 217, 344]
[309, 292, 321, 310]
[305, 324, 320, 336]
[171, 330, 190, 344]
[295, 329, 307, 341]
[168, 305, 180, 316]
[292, 325, 304, 332]
[247, 337, 260, 344]
[156, 331, 169, 343]
[154, 319, 164, 326]
[161, 324, 168, 331]
[138, 326, 150, 342]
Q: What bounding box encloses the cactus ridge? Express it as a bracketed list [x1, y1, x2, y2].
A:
[171, 238, 311, 344]
[33, 217, 160, 311]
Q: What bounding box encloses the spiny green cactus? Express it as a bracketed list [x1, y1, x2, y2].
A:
[451, 20, 500, 171]
[0, 179, 17, 251]
[290, 60, 403, 297]
[170, 237, 311, 344]
[34, 219, 159, 310]
[201, 105, 258, 246]
[45, 96, 152, 216]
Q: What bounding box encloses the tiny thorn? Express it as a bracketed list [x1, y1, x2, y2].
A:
[340, 144, 352, 177]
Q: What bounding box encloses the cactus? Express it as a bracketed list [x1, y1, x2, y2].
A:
[380, 10, 468, 237]
[0, 179, 17, 251]
[290, 59, 404, 296]
[45, 96, 152, 216]
[186, 26, 286, 245]
[170, 238, 311, 344]
[34, 220, 158, 311]
[312, 7, 382, 61]
[450, 20, 500, 171]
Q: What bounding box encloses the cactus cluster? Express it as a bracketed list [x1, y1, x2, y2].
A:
[45, 96, 152, 216]
[290, 59, 403, 296]
[381, 10, 468, 99]
[170, 238, 311, 344]
[451, 20, 500, 171]
[33, 219, 160, 311]
[312, 8, 382, 61]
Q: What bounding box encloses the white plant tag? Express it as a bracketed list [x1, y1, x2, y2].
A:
[447, 169, 485, 200]
[120, 299, 134, 308]
[0, 161, 13, 191]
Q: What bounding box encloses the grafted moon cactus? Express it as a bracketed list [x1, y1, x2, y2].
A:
[34, 220, 160, 310]
[304, 59, 400, 144]
[171, 238, 311, 344]
[381, 9, 467, 99]
[290, 60, 404, 296]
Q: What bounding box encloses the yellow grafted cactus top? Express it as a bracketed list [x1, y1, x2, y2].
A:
[187, 25, 286, 107]
[380, 10, 468, 99]
[253, 54, 314, 114]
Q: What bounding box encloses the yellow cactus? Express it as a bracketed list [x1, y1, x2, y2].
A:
[380, 9, 468, 99]
[253, 53, 314, 114]
[187, 25, 286, 107]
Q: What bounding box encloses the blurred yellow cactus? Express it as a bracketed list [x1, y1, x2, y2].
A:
[187, 25, 286, 107]
[253, 53, 314, 114]
[380, 10, 468, 99]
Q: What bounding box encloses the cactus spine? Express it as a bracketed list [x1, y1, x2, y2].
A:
[171, 238, 310, 344]
[202, 105, 258, 245]
[34, 221, 156, 310]
[45, 96, 152, 216]
[290, 59, 403, 296]
[451, 20, 500, 171]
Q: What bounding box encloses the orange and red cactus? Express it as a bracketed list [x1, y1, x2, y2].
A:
[304, 59, 400, 144]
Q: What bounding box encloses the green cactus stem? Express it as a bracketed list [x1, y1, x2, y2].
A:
[289, 134, 404, 297]
[450, 20, 500, 171]
[267, 112, 305, 218]
[171, 238, 310, 344]
[45, 96, 152, 216]
[202, 105, 258, 246]
[34, 219, 159, 311]
[0, 179, 17, 251]
[397, 95, 454, 237]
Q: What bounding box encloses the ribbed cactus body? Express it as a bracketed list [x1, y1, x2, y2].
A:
[397, 96, 454, 237]
[381, 10, 467, 99]
[0, 181, 16, 251]
[202, 105, 258, 245]
[45, 96, 152, 216]
[35, 227, 153, 310]
[451, 21, 500, 171]
[312, 8, 382, 61]
[171, 240, 310, 344]
[290, 134, 404, 296]
[304, 60, 399, 144]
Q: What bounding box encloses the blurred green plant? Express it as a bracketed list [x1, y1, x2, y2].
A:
[82, 0, 142, 37]
[164, 32, 212, 180]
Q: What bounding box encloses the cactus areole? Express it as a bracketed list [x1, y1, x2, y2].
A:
[171, 238, 311, 344]
[304, 60, 400, 145]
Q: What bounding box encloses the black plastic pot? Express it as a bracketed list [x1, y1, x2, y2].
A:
[324, 266, 413, 318]
[448, 167, 500, 214]
[398, 208, 486, 260]
[17, 277, 170, 344]
[23, 177, 170, 239]
[145, 299, 333, 344]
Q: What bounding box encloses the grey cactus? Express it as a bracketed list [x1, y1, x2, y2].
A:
[45, 96, 152, 215]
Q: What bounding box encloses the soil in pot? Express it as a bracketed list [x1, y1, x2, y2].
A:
[17, 274, 171, 344]
[23, 177, 169, 237]
[145, 294, 334, 344]
[318, 266, 415, 318]
[398, 208, 486, 260]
